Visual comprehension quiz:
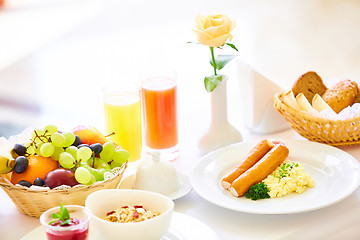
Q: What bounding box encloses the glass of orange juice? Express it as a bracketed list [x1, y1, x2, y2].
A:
[103, 83, 142, 162]
[140, 68, 179, 161]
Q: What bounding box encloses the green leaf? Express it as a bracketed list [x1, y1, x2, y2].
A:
[204, 75, 223, 92]
[209, 55, 236, 71]
[48, 220, 57, 225]
[61, 219, 73, 226]
[49, 203, 72, 225]
[226, 43, 238, 51]
[60, 204, 70, 222]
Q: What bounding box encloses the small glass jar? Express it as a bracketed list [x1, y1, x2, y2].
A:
[39, 205, 91, 240]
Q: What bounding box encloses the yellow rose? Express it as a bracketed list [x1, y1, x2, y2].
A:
[193, 14, 236, 47]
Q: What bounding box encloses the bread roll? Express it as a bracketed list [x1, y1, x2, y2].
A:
[322, 79, 358, 113]
[354, 87, 360, 104]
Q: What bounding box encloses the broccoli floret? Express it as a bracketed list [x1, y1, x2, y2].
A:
[245, 182, 270, 201]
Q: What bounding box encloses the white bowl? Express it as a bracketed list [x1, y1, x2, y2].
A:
[85, 189, 174, 240]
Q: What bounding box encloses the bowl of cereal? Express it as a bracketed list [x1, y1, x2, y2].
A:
[85, 189, 174, 240]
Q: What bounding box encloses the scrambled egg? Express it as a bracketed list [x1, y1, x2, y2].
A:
[262, 160, 314, 198]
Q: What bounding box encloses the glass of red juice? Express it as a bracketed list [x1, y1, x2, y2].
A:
[141, 68, 179, 161]
[40, 205, 91, 240]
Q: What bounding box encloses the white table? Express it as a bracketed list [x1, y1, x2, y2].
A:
[2, 105, 360, 240]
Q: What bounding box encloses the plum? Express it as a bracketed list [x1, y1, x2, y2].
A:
[44, 168, 79, 189]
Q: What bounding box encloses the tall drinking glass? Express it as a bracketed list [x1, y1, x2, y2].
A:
[141, 68, 179, 161]
[103, 83, 142, 162]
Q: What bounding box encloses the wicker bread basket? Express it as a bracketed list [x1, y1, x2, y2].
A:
[0, 162, 127, 218]
[274, 92, 360, 146]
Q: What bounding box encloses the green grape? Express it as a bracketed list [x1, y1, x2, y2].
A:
[51, 132, 66, 147]
[77, 147, 92, 161]
[86, 173, 96, 185]
[59, 152, 76, 169]
[110, 149, 129, 168]
[26, 145, 36, 155]
[40, 142, 55, 157]
[51, 147, 64, 161]
[99, 142, 115, 162]
[66, 146, 78, 160]
[113, 149, 129, 163]
[44, 125, 58, 136]
[74, 166, 92, 184]
[110, 159, 122, 169]
[34, 142, 44, 155]
[63, 132, 76, 147]
[24, 142, 34, 155]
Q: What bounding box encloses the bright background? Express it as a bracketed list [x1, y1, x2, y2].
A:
[1, 0, 360, 137]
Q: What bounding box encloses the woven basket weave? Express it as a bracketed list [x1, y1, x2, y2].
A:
[0, 162, 127, 218]
[273, 92, 360, 146]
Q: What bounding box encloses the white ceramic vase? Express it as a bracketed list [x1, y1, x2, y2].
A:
[198, 75, 243, 154]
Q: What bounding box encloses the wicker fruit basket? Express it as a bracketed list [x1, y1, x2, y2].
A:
[274, 92, 360, 146]
[0, 162, 127, 218]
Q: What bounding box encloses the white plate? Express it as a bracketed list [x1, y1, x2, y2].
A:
[190, 139, 360, 214]
[21, 212, 217, 240]
[119, 172, 192, 200]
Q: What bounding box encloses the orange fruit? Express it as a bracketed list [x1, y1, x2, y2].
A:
[11, 155, 59, 185]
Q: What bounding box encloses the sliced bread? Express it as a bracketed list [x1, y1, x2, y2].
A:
[292, 71, 327, 103]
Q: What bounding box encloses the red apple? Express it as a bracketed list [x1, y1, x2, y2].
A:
[71, 125, 109, 145]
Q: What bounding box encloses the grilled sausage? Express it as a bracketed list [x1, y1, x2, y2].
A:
[221, 139, 274, 190]
[229, 143, 289, 197]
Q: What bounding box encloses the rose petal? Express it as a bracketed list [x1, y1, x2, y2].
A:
[204, 25, 229, 38]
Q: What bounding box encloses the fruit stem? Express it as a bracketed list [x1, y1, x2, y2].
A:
[91, 153, 95, 167]
[105, 132, 115, 138]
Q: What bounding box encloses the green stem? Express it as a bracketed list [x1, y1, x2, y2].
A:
[210, 46, 217, 75]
